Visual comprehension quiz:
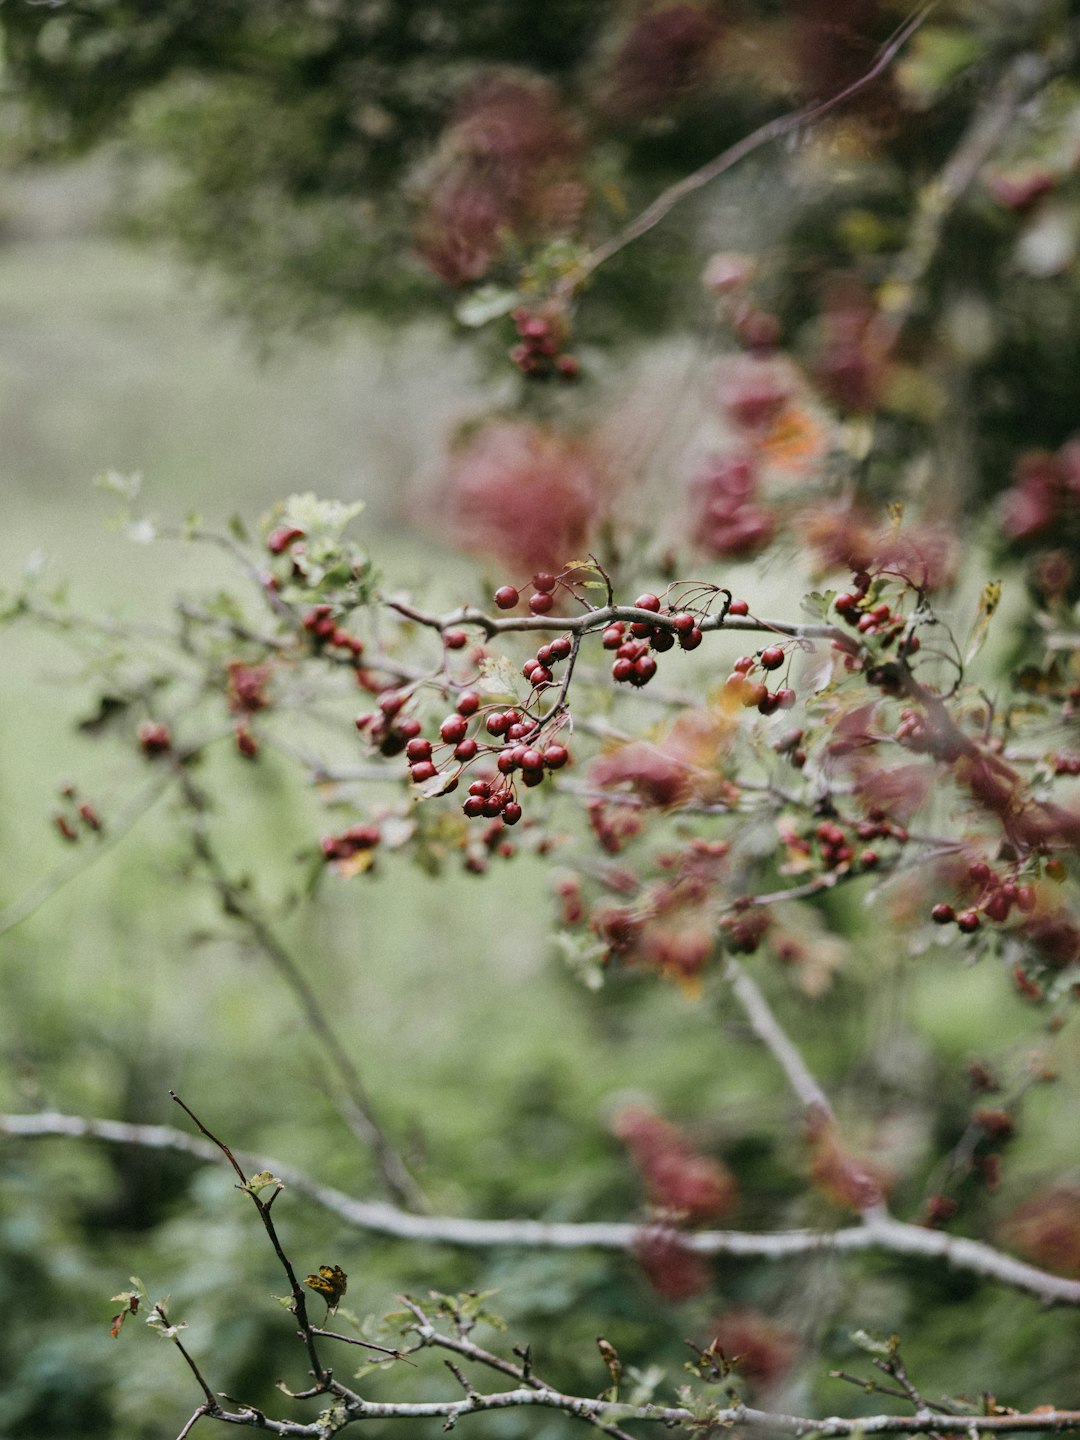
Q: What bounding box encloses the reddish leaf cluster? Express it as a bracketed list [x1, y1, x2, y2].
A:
[613, 1106, 737, 1222]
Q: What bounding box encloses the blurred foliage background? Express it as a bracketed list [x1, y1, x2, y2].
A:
[2, 2, 1080, 1437]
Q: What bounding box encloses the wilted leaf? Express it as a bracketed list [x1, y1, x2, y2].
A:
[965, 580, 1002, 665]
[305, 1264, 348, 1312]
[243, 1171, 283, 1196]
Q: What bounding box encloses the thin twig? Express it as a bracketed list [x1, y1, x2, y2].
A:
[567, 6, 933, 283]
[177, 769, 427, 1213]
[0, 772, 175, 939]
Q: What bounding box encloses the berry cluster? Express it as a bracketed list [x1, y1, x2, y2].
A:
[358, 660, 573, 827]
[355, 690, 423, 757]
[772, 725, 807, 769]
[602, 593, 705, 689]
[720, 647, 796, 715]
[302, 605, 366, 661]
[834, 574, 918, 655]
[493, 568, 570, 616]
[931, 863, 1037, 932]
[320, 822, 381, 863]
[52, 783, 102, 844]
[508, 306, 579, 381]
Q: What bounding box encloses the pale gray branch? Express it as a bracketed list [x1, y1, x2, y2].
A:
[725, 959, 835, 1120]
[5, 1110, 1080, 1305]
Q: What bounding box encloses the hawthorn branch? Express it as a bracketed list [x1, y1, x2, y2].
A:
[169, 1092, 331, 1387]
[8, 1109, 1080, 1305]
[400, 1297, 637, 1440]
[384, 597, 852, 647]
[137, 1389, 1080, 1436]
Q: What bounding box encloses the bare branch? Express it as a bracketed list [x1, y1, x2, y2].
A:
[7, 1109, 1080, 1305]
[724, 958, 834, 1121]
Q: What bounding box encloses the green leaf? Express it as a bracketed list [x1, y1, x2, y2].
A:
[455, 285, 521, 328]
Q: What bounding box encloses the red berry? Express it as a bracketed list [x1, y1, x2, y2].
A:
[520, 748, 544, 772]
[634, 593, 661, 612]
[612, 658, 635, 682]
[529, 592, 554, 614]
[532, 572, 557, 593]
[444, 629, 468, 650]
[530, 666, 554, 687]
[679, 626, 703, 650]
[957, 910, 981, 933]
[236, 725, 259, 760]
[733, 656, 755, 673]
[502, 802, 523, 825]
[522, 768, 545, 787]
[776, 687, 796, 709]
[544, 743, 569, 769]
[440, 715, 468, 745]
[494, 586, 519, 610]
[406, 738, 432, 762]
[550, 635, 572, 660]
[379, 691, 405, 717]
[456, 691, 481, 717]
[505, 723, 529, 741]
[267, 526, 304, 554]
[634, 655, 658, 684]
[462, 796, 485, 818]
[760, 645, 785, 670]
[410, 761, 437, 784]
[454, 739, 479, 762]
[486, 712, 509, 736]
[983, 891, 1012, 923]
[468, 779, 491, 796]
[397, 717, 422, 741]
[651, 630, 675, 652]
[497, 751, 518, 774]
[601, 624, 625, 649]
[757, 692, 781, 715]
[672, 613, 696, 635]
[727, 598, 749, 616]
